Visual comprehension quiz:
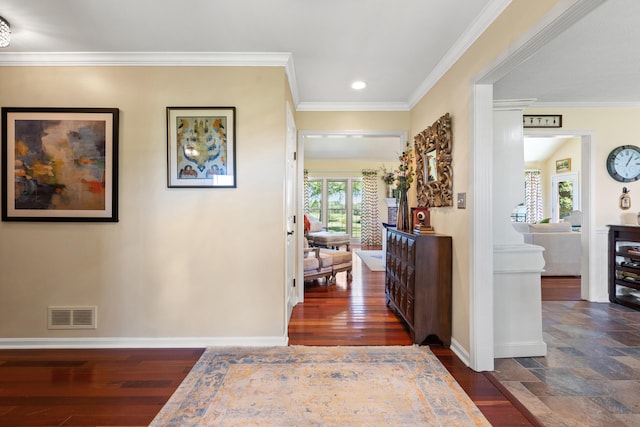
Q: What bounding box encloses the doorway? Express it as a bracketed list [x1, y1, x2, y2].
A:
[294, 130, 406, 307]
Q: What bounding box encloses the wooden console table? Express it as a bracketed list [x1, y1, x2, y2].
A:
[385, 228, 452, 346]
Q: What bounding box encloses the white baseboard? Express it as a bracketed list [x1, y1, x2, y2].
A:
[449, 337, 471, 367]
[0, 336, 288, 349]
[494, 341, 547, 359]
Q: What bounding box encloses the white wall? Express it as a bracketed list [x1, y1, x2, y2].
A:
[0, 66, 289, 344]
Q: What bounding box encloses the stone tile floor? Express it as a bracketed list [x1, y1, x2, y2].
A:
[490, 300, 640, 426]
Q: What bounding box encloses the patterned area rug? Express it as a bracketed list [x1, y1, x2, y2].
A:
[151, 346, 490, 426]
[355, 250, 386, 271]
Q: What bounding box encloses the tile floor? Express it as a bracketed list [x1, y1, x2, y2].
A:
[490, 300, 640, 426]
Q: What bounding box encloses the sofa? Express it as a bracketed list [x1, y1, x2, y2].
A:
[513, 221, 581, 276]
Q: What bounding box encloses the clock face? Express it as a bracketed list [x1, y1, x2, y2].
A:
[607, 145, 640, 182]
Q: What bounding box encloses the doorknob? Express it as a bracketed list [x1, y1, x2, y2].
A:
[287, 231, 294, 235]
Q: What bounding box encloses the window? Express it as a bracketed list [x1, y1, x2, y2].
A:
[306, 177, 362, 239]
[327, 180, 347, 233]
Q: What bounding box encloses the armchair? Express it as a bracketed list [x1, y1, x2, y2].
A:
[303, 237, 353, 284]
[303, 246, 333, 283]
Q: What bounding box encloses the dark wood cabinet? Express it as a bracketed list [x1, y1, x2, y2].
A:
[609, 225, 640, 311]
[385, 228, 452, 346]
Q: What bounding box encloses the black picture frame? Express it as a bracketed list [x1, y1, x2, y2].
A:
[166, 106, 236, 188]
[2, 107, 119, 222]
[523, 114, 562, 128]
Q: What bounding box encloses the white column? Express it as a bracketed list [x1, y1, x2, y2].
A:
[493, 102, 546, 358]
[492, 105, 526, 245]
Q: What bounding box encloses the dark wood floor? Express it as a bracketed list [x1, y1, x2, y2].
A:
[0, 348, 203, 426]
[0, 248, 580, 426]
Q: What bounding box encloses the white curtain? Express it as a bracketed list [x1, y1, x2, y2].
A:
[303, 169, 309, 214]
[525, 170, 543, 223]
[361, 170, 381, 246]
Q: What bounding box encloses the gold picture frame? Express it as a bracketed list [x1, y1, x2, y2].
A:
[414, 113, 453, 207]
[555, 158, 571, 173]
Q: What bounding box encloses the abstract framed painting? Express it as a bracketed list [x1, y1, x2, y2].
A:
[166, 106, 236, 188]
[1, 107, 119, 222]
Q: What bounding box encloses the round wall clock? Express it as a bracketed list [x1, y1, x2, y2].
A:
[607, 145, 640, 182]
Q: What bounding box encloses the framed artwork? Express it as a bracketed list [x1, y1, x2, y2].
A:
[2, 107, 119, 222]
[167, 106, 236, 188]
[555, 158, 571, 173]
[523, 114, 562, 128]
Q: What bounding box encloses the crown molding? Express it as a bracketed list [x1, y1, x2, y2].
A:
[493, 98, 537, 110]
[284, 54, 300, 108]
[296, 101, 410, 112]
[528, 101, 640, 109]
[0, 51, 293, 66]
[407, 0, 513, 109]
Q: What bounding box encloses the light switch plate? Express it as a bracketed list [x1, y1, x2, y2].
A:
[457, 193, 466, 209]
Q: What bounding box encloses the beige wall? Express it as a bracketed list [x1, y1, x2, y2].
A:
[0, 66, 289, 341]
[296, 111, 410, 132]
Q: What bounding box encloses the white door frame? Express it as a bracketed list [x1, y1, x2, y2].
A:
[285, 102, 298, 325]
[468, 0, 603, 371]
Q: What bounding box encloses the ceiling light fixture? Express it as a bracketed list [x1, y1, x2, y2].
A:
[351, 81, 367, 90]
[0, 16, 10, 48]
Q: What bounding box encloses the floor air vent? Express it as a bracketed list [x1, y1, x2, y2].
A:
[48, 306, 97, 329]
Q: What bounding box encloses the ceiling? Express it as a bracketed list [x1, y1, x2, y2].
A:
[0, 1, 637, 162]
[494, 0, 640, 106]
[0, 1, 636, 108]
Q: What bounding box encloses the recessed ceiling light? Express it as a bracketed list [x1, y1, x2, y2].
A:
[351, 81, 367, 90]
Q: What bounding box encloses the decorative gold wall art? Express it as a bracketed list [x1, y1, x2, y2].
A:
[414, 113, 453, 207]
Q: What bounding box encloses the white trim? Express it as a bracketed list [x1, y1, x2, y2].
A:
[493, 99, 537, 110]
[296, 102, 410, 112]
[469, 84, 495, 372]
[449, 337, 471, 367]
[285, 55, 300, 108]
[0, 51, 292, 66]
[494, 341, 547, 358]
[592, 227, 610, 303]
[407, 0, 512, 109]
[530, 101, 640, 109]
[300, 129, 408, 139]
[0, 336, 288, 349]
